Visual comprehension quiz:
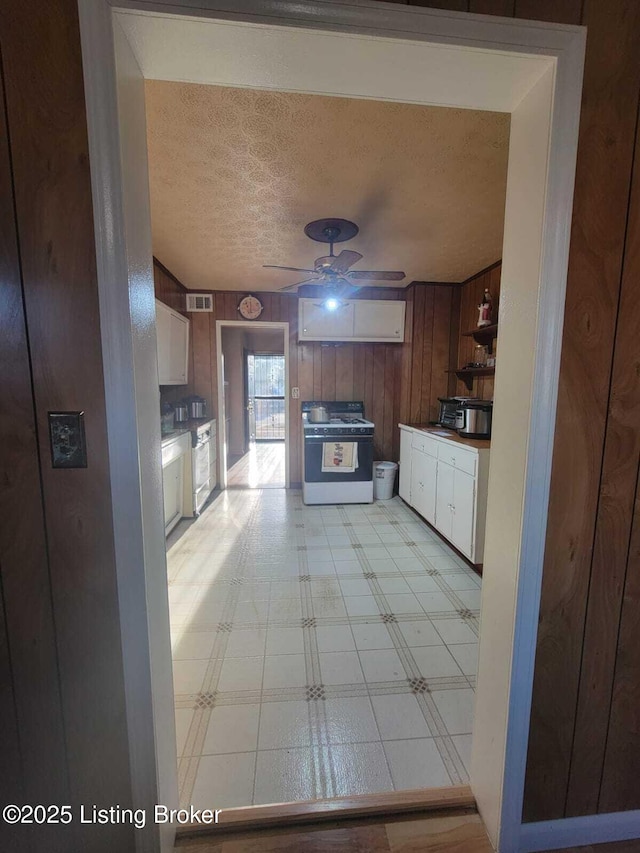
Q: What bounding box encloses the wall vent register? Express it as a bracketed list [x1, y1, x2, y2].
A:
[185, 293, 213, 312]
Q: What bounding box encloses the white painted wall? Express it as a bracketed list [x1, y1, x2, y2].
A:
[471, 64, 555, 844]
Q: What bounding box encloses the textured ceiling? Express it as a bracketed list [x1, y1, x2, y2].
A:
[145, 81, 509, 292]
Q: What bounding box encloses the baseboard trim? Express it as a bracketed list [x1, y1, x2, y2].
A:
[176, 784, 475, 838]
[519, 809, 640, 852]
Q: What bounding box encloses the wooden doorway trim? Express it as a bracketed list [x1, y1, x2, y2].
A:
[176, 785, 475, 838]
[77, 2, 585, 850]
[215, 320, 290, 490]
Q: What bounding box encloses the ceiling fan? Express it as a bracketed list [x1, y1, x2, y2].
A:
[263, 218, 406, 292]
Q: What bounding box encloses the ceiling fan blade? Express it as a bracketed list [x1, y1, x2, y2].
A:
[264, 265, 316, 273]
[347, 270, 406, 281]
[328, 250, 364, 274]
[279, 278, 319, 292]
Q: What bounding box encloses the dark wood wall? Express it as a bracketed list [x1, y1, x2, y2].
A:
[0, 1, 136, 850]
[455, 262, 501, 401]
[154, 260, 461, 485]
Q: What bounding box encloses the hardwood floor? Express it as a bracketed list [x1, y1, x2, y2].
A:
[227, 442, 286, 488]
[175, 811, 493, 852]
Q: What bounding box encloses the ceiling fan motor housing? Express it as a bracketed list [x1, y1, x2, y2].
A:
[264, 217, 405, 290]
[303, 218, 360, 252]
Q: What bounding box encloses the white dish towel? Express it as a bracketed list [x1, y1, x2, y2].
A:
[321, 441, 359, 474]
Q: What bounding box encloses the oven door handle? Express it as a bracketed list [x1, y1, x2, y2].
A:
[304, 435, 373, 443]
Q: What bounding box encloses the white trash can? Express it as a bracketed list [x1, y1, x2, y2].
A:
[373, 461, 398, 500]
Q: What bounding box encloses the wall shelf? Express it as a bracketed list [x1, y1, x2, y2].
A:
[461, 323, 498, 353]
[447, 366, 496, 392]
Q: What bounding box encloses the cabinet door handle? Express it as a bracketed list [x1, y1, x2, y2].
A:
[451, 457, 456, 464]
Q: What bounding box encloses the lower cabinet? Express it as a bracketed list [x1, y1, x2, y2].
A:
[161, 431, 193, 536]
[398, 424, 489, 565]
[411, 449, 437, 525]
[398, 427, 412, 502]
[162, 456, 184, 536]
[435, 462, 476, 558]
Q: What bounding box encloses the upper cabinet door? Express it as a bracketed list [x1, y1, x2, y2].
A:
[353, 300, 405, 341]
[156, 299, 189, 385]
[156, 300, 172, 383]
[169, 310, 189, 384]
[299, 298, 355, 341]
[298, 298, 405, 342]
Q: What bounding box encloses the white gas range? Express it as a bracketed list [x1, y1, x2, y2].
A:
[301, 401, 375, 505]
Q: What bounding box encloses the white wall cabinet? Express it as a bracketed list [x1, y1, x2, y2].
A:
[298, 297, 405, 343]
[156, 299, 189, 385]
[300, 299, 355, 340]
[399, 424, 490, 565]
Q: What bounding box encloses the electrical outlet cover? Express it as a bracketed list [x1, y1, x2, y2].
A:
[48, 411, 88, 468]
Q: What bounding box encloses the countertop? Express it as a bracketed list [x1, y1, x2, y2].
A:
[160, 418, 216, 447]
[400, 423, 491, 450]
[160, 428, 190, 447]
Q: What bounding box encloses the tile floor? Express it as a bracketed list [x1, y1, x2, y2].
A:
[167, 490, 481, 810]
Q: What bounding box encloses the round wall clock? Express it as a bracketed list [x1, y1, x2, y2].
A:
[238, 294, 264, 320]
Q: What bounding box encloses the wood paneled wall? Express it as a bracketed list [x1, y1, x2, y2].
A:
[154, 262, 461, 484]
[455, 262, 501, 400]
[398, 283, 461, 429]
[0, 1, 135, 850]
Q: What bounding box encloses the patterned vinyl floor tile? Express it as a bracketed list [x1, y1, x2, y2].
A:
[166, 489, 481, 809]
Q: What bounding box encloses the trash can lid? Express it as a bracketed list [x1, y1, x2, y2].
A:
[375, 461, 398, 469]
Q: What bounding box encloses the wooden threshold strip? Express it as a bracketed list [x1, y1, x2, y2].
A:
[176, 784, 475, 838]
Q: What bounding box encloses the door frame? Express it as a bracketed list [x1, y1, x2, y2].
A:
[77, 2, 586, 851]
[216, 320, 290, 490]
[243, 346, 251, 451]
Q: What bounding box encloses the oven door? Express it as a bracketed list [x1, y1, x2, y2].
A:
[192, 432, 211, 503]
[304, 434, 374, 483]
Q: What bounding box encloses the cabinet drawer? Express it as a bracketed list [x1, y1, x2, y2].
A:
[436, 443, 476, 476]
[412, 432, 438, 457]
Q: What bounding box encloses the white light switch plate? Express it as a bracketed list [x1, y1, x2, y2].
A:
[291, 387, 300, 399]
